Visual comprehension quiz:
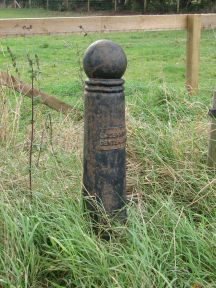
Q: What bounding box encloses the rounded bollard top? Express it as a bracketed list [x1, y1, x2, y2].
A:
[83, 40, 127, 79]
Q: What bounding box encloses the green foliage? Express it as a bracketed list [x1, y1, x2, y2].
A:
[124, 0, 215, 13]
[3, 0, 216, 12]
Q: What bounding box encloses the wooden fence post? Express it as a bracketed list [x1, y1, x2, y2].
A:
[114, 0, 117, 12]
[186, 14, 201, 94]
[64, 0, 69, 10]
[87, 0, 90, 12]
[144, 0, 147, 14]
[207, 91, 216, 168]
[177, 0, 180, 13]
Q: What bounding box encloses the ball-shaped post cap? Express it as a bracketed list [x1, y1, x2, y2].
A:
[83, 40, 127, 79]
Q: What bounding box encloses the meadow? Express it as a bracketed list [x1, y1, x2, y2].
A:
[0, 9, 216, 287]
[0, 7, 114, 18]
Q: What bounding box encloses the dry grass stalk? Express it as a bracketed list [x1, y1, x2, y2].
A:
[0, 86, 9, 142]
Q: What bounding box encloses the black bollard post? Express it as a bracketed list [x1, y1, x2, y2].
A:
[207, 91, 216, 169]
[83, 40, 127, 225]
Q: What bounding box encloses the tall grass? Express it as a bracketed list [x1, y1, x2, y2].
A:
[0, 77, 215, 287]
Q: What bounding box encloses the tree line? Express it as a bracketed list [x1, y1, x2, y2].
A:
[5, 0, 216, 13]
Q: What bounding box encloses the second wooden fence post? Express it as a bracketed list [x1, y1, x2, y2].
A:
[186, 14, 201, 94]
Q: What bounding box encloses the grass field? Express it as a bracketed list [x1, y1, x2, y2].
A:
[0, 9, 216, 288]
[0, 8, 117, 18]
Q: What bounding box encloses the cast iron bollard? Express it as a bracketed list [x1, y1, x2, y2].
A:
[83, 40, 127, 224]
[207, 91, 216, 168]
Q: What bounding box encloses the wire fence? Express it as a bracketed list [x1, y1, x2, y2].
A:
[1, 0, 216, 13]
[1, 0, 125, 12]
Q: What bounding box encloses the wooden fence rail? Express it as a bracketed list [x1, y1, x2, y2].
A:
[0, 14, 216, 93]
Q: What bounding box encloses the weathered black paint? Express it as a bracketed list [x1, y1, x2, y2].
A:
[83, 40, 127, 79]
[83, 40, 127, 223]
[208, 108, 216, 118]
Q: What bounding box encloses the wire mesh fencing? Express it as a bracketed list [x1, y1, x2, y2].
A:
[1, 0, 125, 12]
[1, 0, 216, 13]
